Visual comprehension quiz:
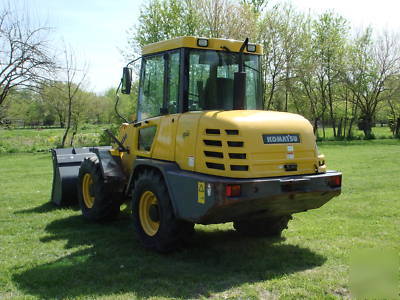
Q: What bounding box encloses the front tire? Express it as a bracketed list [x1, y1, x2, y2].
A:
[233, 215, 292, 237]
[132, 170, 194, 252]
[78, 156, 120, 221]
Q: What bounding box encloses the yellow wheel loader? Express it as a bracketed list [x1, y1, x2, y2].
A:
[51, 37, 342, 252]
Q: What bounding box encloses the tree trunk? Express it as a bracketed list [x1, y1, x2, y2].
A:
[61, 127, 69, 147]
[343, 93, 348, 139]
[70, 130, 77, 146]
[61, 97, 73, 148]
[266, 76, 276, 110]
[362, 115, 374, 139]
[70, 121, 79, 147]
[313, 118, 319, 136]
[348, 117, 355, 138]
[395, 118, 400, 137]
[337, 118, 343, 137]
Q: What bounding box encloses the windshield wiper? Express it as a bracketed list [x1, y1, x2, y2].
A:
[222, 44, 259, 73]
[244, 63, 260, 73]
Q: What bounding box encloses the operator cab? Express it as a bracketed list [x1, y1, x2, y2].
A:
[121, 36, 263, 121]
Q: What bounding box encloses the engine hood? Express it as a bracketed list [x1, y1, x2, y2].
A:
[175, 110, 324, 178]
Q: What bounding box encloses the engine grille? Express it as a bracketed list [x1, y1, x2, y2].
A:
[203, 128, 249, 172]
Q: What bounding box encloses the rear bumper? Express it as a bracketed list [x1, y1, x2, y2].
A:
[165, 169, 342, 224]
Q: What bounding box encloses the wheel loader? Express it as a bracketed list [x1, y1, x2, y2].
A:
[51, 36, 342, 252]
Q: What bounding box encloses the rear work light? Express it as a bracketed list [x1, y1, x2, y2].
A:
[197, 38, 208, 47]
[247, 44, 256, 52]
[328, 175, 342, 188]
[226, 184, 241, 197]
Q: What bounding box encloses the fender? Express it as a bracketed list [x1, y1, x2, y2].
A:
[128, 158, 182, 217]
[91, 148, 126, 183]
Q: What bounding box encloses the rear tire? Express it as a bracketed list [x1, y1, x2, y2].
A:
[132, 169, 194, 252]
[233, 215, 292, 237]
[77, 156, 120, 221]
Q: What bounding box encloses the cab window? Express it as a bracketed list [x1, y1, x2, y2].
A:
[138, 55, 164, 120]
[137, 51, 180, 120]
[187, 49, 261, 111]
[168, 51, 180, 114]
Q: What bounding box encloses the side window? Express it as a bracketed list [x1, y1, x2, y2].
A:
[168, 51, 180, 114]
[188, 53, 210, 111]
[138, 55, 164, 120]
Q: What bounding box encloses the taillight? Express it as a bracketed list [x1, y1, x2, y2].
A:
[329, 175, 342, 188]
[226, 184, 241, 197]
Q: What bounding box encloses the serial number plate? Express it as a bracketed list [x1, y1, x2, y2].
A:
[263, 134, 300, 144]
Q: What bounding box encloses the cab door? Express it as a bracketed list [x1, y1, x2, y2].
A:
[134, 50, 181, 162]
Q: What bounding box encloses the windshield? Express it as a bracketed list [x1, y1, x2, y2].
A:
[188, 49, 261, 111]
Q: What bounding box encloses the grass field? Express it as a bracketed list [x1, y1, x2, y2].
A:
[0, 125, 106, 153]
[0, 140, 399, 299]
[316, 125, 393, 140]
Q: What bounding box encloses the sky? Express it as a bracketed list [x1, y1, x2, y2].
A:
[2, 0, 400, 94]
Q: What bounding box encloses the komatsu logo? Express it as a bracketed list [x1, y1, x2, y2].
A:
[263, 134, 300, 144]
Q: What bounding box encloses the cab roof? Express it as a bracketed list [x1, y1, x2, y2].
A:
[141, 36, 263, 56]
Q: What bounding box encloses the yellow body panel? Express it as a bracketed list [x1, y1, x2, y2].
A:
[116, 110, 325, 179]
[119, 123, 138, 175]
[142, 36, 263, 56]
[174, 112, 202, 171]
[151, 114, 179, 161]
[118, 116, 178, 172]
[188, 110, 321, 178]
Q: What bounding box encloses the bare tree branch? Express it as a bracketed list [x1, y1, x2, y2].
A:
[0, 3, 55, 108]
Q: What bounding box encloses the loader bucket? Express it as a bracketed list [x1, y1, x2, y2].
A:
[51, 147, 97, 206]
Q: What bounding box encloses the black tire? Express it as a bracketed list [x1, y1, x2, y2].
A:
[77, 156, 120, 221]
[233, 215, 292, 237]
[132, 169, 194, 252]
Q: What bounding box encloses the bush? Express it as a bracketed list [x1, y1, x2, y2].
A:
[98, 124, 120, 146]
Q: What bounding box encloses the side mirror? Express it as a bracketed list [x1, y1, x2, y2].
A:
[121, 67, 132, 94]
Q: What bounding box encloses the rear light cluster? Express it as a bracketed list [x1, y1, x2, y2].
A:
[226, 184, 241, 197]
[328, 175, 342, 188]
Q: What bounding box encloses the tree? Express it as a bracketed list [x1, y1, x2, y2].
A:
[386, 76, 400, 136]
[129, 0, 200, 51]
[196, 0, 258, 40]
[344, 29, 400, 138]
[40, 81, 68, 127]
[311, 12, 348, 137]
[57, 46, 88, 147]
[0, 3, 54, 108]
[129, 0, 258, 53]
[241, 0, 268, 13]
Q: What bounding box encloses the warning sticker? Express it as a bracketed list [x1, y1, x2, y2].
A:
[198, 182, 205, 204]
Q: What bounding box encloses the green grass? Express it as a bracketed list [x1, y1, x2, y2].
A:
[317, 125, 393, 140]
[0, 125, 105, 153]
[0, 140, 399, 299]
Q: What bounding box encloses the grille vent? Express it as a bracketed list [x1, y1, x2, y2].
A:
[203, 128, 246, 172]
[206, 128, 220, 135]
[227, 141, 244, 147]
[206, 162, 225, 170]
[204, 151, 223, 158]
[230, 165, 249, 171]
[204, 140, 222, 146]
[226, 129, 239, 135]
[229, 153, 246, 159]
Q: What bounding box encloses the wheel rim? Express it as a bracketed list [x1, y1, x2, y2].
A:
[82, 173, 95, 208]
[139, 190, 160, 236]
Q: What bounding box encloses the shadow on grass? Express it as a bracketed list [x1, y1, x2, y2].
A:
[13, 215, 326, 299]
[15, 202, 79, 214]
